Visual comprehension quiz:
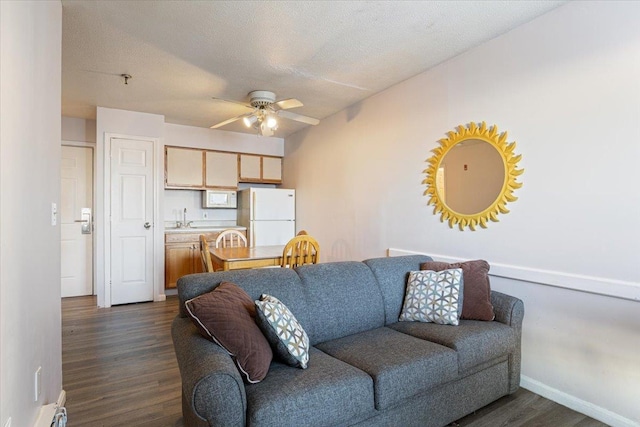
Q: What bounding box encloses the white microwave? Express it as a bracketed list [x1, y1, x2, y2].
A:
[202, 190, 237, 209]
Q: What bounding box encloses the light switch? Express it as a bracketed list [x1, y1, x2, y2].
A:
[51, 203, 57, 226]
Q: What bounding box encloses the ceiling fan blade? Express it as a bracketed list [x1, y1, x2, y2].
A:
[274, 98, 303, 110]
[211, 96, 252, 109]
[277, 110, 320, 126]
[210, 113, 249, 129]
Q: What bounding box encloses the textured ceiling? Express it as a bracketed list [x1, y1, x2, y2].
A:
[62, 1, 566, 137]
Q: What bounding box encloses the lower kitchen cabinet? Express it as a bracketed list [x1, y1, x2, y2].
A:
[165, 232, 216, 289]
[165, 242, 203, 289]
[164, 230, 246, 289]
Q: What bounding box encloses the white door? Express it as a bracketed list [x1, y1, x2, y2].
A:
[253, 189, 295, 220]
[61, 145, 93, 297]
[110, 137, 155, 305]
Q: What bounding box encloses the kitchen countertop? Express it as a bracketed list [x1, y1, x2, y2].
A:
[164, 225, 246, 234]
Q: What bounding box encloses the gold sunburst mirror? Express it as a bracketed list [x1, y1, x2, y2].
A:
[423, 121, 523, 231]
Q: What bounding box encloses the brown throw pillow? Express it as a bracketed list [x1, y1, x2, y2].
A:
[185, 281, 273, 383]
[420, 260, 495, 321]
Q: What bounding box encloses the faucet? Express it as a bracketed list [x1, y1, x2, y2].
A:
[176, 208, 192, 228]
[183, 208, 193, 228]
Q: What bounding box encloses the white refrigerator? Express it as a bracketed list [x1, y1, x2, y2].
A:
[238, 188, 296, 247]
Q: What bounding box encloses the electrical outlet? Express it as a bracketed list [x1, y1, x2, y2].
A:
[35, 366, 42, 401]
[202, 211, 208, 219]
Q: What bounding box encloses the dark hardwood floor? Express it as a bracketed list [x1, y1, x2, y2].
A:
[61, 295, 608, 427]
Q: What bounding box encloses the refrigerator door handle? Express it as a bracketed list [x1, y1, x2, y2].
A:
[252, 192, 257, 220]
[251, 224, 256, 247]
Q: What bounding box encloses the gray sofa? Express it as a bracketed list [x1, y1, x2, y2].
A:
[172, 255, 524, 427]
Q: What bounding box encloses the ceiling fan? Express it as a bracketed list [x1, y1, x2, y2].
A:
[210, 90, 320, 137]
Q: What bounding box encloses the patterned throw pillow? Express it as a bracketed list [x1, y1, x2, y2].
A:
[255, 294, 309, 369]
[399, 268, 463, 326]
[421, 260, 494, 321]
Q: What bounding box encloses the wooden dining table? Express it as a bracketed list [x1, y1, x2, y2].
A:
[209, 245, 285, 271]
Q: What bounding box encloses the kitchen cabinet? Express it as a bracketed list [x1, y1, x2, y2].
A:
[262, 156, 282, 181]
[165, 147, 204, 188]
[205, 151, 238, 188]
[239, 154, 282, 184]
[165, 243, 202, 289]
[166, 146, 282, 189]
[165, 232, 207, 289]
[164, 230, 246, 289]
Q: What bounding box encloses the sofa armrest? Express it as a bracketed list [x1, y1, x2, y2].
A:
[491, 291, 524, 329]
[490, 291, 524, 394]
[172, 317, 246, 427]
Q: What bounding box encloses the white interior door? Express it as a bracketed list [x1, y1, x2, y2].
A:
[61, 145, 93, 297]
[110, 137, 154, 305]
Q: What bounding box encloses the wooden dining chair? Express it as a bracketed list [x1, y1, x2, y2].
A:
[215, 229, 248, 248]
[199, 235, 215, 273]
[281, 235, 320, 268]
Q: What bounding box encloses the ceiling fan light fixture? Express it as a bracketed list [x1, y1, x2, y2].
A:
[265, 114, 278, 129]
[243, 115, 258, 127]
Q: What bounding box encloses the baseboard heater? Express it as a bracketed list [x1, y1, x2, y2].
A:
[33, 391, 67, 427]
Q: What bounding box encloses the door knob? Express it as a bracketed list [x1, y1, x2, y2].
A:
[144, 222, 151, 229]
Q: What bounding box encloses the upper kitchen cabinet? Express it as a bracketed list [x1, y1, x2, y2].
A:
[166, 147, 282, 188]
[239, 154, 282, 184]
[165, 147, 204, 188]
[205, 151, 238, 189]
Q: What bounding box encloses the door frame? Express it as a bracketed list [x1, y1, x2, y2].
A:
[62, 140, 96, 296]
[102, 133, 163, 308]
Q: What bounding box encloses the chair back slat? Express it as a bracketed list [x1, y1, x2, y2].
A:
[199, 235, 214, 272]
[281, 235, 320, 268]
[215, 229, 248, 249]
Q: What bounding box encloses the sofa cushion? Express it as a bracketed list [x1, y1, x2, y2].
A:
[255, 294, 309, 369]
[363, 255, 434, 325]
[316, 327, 458, 410]
[388, 319, 516, 373]
[295, 262, 386, 345]
[399, 268, 463, 325]
[421, 260, 495, 321]
[185, 282, 273, 383]
[177, 268, 312, 335]
[245, 347, 375, 426]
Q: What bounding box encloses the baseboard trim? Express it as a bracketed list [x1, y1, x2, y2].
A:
[387, 248, 640, 302]
[520, 376, 636, 427]
[57, 389, 66, 407]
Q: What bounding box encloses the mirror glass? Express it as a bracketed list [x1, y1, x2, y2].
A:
[436, 139, 505, 215]
[423, 121, 523, 231]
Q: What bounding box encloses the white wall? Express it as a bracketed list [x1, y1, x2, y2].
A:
[284, 2, 640, 425]
[62, 116, 96, 143]
[0, 2, 62, 426]
[95, 107, 165, 307]
[165, 123, 283, 156]
[163, 123, 283, 222]
[91, 116, 285, 305]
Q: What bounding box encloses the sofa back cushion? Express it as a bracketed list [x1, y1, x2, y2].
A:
[177, 268, 311, 334]
[295, 262, 386, 345]
[363, 255, 433, 325]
